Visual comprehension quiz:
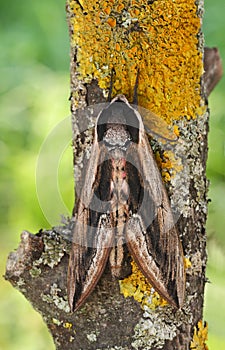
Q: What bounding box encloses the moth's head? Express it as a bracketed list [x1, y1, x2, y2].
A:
[97, 95, 141, 144]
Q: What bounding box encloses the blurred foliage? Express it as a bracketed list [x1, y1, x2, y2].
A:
[0, 0, 224, 349]
[0, 0, 71, 349]
[203, 0, 225, 348]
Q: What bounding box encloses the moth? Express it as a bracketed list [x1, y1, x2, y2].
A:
[68, 94, 185, 312]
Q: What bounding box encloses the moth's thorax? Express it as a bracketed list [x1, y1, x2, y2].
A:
[103, 123, 131, 148]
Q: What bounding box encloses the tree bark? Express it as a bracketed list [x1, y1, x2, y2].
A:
[5, 0, 223, 349]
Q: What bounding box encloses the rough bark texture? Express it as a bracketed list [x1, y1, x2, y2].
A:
[5, 0, 223, 349]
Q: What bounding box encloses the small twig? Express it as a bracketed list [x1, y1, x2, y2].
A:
[203, 47, 223, 97]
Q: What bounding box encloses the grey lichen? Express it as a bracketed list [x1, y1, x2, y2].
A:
[14, 277, 27, 294]
[41, 283, 70, 313]
[28, 230, 69, 279]
[96, 347, 128, 350]
[131, 305, 186, 349]
[188, 251, 206, 276]
[42, 232, 68, 268]
[29, 266, 42, 277]
[86, 332, 98, 342]
[69, 335, 75, 343]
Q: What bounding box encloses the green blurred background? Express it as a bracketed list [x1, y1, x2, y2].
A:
[0, 0, 224, 349]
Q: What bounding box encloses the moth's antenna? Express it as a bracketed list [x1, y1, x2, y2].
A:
[108, 68, 115, 102]
[133, 69, 139, 105]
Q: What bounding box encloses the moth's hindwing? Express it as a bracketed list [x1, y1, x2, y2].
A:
[68, 94, 185, 311]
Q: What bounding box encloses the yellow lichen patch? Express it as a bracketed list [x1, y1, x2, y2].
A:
[63, 322, 73, 330]
[52, 318, 61, 326]
[173, 125, 180, 137]
[119, 260, 167, 309]
[184, 257, 192, 269]
[155, 150, 183, 182]
[68, 0, 204, 123]
[190, 320, 209, 350]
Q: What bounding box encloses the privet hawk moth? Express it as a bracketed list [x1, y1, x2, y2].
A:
[68, 93, 185, 312]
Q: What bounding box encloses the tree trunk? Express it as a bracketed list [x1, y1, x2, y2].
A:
[5, 0, 222, 349]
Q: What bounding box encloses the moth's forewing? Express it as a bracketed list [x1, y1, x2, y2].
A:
[125, 130, 185, 308]
[68, 220, 113, 311]
[68, 139, 114, 311]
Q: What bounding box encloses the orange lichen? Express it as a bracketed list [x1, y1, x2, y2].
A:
[103, 6, 111, 15]
[155, 150, 183, 182]
[69, 0, 203, 122]
[190, 320, 209, 350]
[115, 43, 121, 51]
[173, 125, 180, 137]
[68, 0, 204, 122]
[119, 260, 168, 309]
[107, 17, 117, 27]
